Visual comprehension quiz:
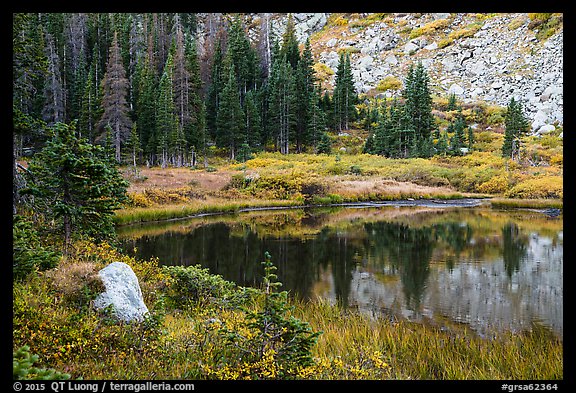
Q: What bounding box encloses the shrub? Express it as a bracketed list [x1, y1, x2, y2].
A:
[13, 215, 60, 281]
[45, 261, 105, 311]
[164, 265, 238, 309]
[477, 174, 509, 194]
[126, 192, 154, 208]
[504, 176, 563, 199]
[13, 345, 71, 380]
[409, 18, 451, 39]
[208, 252, 322, 379]
[376, 76, 403, 92]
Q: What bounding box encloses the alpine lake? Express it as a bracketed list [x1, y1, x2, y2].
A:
[117, 199, 563, 340]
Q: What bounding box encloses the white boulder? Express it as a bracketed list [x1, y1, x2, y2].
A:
[94, 262, 149, 323]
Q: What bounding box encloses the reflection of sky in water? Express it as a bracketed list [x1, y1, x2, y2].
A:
[329, 230, 563, 339]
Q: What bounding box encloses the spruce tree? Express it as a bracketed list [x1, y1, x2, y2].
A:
[467, 126, 474, 151]
[333, 52, 357, 131]
[23, 121, 128, 250]
[244, 89, 262, 150]
[206, 38, 225, 141]
[185, 37, 206, 159]
[448, 112, 466, 156]
[216, 64, 246, 160]
[123, 123, 142, 174]
[502, 97, 529, 160]
[267, 52, 297, 154]
[172, 16, 192, 164]
[42, 32, 66, 125]
[97, 31, 132, 163]
[317, 132, 332, 154]
[436, 130, 449, 156]
[295, 38, 318, 152]
[156, 52, 179, 167]
[403, 61, 434, 157]
[78, 61, 102, 144]
[136, 57, 158, 165]
[280, 14, 300, 70]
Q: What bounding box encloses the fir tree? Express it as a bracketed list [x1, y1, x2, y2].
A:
[97, 31, 132, 163]
[308, 84, 327, 151]
[206, 38, 225, 141]
[280, 14, 300, 70]
[316, 132, 332, 154]
[403, 61, 434, 156]
[467, 126, 475, 151]
[23, 121, 128, 250]
[184, 36, 206, 159]
[156, 52, 179, 167]
[136, 57, 158, 164]
[502, 97, 529, 160]
[42, 32, 66, 125]
[216, 64, 246, 160]
[172, 16, 192, 164]
[123, 123, 142, 175]
[333, 52, 357, 131]
[244, 89, 262, 150]
[448, 112, 466, 156]
[436, 130, 449, 156]
[267, 52, 297, 154]
[295, 38, 318, 152]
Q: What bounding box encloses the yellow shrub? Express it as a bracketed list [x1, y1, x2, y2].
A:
[504, 176, 563, 199]
[409, 18, 451, 39]
[376, 76, 403, 92]
[550, 154, 563, 166]
[477, 175, 509, 194]
[126, 192, 153, 207]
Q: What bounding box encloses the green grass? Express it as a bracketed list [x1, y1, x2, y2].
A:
[489, 198, 563, 209]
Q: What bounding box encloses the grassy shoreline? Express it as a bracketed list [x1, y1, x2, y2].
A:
[114, 195, 562, 226]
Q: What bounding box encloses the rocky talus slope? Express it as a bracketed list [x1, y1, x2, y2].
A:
[197, 13, 563, 134]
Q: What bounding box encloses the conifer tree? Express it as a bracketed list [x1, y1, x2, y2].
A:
[227, 16, 259, 100]
[436, 130, 449, 156]
[333, 52, 357, 131]
[467, 126, 475, 151]
[172, 16, 192, 163]
[136, 57, 158, 164]
[216, 61, 246, 160]
[42, 32, 66, 125]
[267, 52, 297, 154]
[123, 123, 142, 174]
[78, 49, 103, 144]
[308, 85, 327, 151]
[156, 52, 179, 167]
[403, 61, 434, 156]
[244, 89, 262, 150]
[281, 14, 300, 70]
[23, 121, 128, 250]
[185, 37, 206, 160]
[97, 31, 132, 163]
[295, 38, 317, 151]
[448, 112, 466, 156]
[317, 132, 332, 154]
[502, 97, 529, 160]
[206, 38, 225, 141]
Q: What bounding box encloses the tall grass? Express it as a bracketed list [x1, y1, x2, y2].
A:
[293, 299, 563, 380]
[114, 199, 303, 226]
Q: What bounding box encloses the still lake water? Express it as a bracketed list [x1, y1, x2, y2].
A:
[118, 202, 563, 339]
